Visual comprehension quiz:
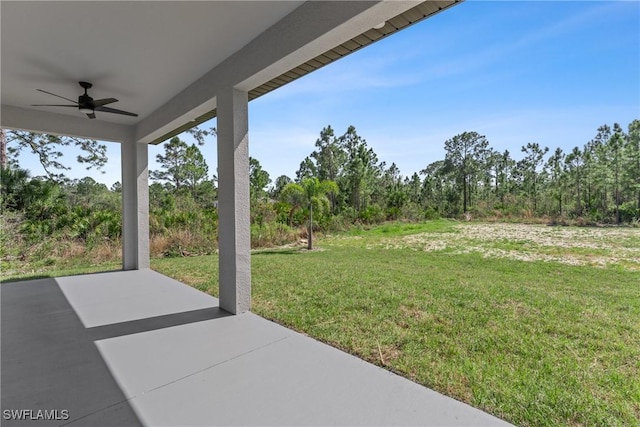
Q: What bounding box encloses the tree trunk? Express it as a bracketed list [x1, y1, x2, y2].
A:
[615, 166, 620, 224]
[0, 129, 7, 169]
[559, 193, 562, 217]
[307, 202, 313, 250]
[637, 157, 640, 220]
[463, 174, 468, 213]
[576, 172, 582, 216]
[616, 191, 621, 224]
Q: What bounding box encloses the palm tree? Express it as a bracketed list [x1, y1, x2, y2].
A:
[280, 177, 338, 250]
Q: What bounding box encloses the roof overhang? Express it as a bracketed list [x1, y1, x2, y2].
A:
[1, 1, 461, 145]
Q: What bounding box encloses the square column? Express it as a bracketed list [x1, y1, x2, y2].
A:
[121, 140, 150, 270]
[217, 87, 251, 314]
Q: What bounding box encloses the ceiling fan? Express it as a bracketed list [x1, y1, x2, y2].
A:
[32, 81, 138, 119]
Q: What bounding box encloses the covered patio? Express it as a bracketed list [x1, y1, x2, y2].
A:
[3, 0, 462, 315]
[2, 270, 509, 426]
[2, 1, 510, 425]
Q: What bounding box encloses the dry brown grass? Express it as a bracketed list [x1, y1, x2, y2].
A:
[251, 223, 299, 248]
[1, 236, 122, 278]
[150, 234, 171, 257]
[150, 229, 218, 257]
[89, 239, 121, 263]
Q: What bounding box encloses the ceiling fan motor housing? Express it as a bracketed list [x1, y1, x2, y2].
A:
[78, 94, 94, 110]
[78, 82, 94, 110]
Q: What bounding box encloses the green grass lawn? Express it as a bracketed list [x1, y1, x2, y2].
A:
[4, 220, 639, 426]
[153, 221, 640, 427]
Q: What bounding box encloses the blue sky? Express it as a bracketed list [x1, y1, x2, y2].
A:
[17, 1, 640, 186]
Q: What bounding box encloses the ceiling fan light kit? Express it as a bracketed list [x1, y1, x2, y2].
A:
[32, 81, 138, 119]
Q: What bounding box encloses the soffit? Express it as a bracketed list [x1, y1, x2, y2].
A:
[0, 1, 462, 144]
[0, 1, 304, 126]
[150, 0, 461, 144]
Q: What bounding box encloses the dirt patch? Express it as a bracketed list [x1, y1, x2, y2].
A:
[399, 304, 425, 320]
[377, 223, 640, 270]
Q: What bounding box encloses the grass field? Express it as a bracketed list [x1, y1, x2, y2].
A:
[153, 221, 640, 427]
[3, 220, 639, 426]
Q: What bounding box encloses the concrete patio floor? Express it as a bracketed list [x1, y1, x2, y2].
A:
[2, 269, 511, 426]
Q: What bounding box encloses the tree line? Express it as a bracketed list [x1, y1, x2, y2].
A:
[419, 121, 640, 223]
[151, 119, 640, 249]
[265, 120, 640, 226]
[1, 119, 639, 265]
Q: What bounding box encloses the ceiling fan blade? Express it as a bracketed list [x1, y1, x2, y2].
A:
[87, 112, 96, 119]
[31, 104, 77, 107]
[36, 89, 77, 104]
[95, 106, 138, 117]
[93, 98, 118, 107]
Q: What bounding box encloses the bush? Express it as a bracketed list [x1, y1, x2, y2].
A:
[359, 205, 385, 225]
[251, 200, 277, 228]
[0, 211, 25, 262]
[319, 213, 352, 233]
[618, 202, 639, 223]
[385, 206, 402, 221]
[424, 207, 441, 220]
[251, 221, 297, 248]
[339, 207, 359, 224]
[399, 202, 423, 222]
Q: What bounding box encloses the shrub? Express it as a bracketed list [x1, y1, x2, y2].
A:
[251, 221, 297, 248]
[399, 202, 423, 222]
[339, 207, 359, 224]
[385, 206, 402, 221]
[424, 207, 441, 220]
[359, 205, 385, 225]
[618, 202, 638, 223]
[251, 200, 277, 228]
[319, 213, 351, 233]
[0, 211, 25, 261]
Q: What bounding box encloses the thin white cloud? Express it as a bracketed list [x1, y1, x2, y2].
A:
[261, 2, 634, 103]
[426, 1, 631, 78]
[265, 66, 421, 100]
[261, 34, 433, 101]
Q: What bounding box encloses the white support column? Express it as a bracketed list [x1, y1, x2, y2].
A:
[216, 87, 251, 314]
[121, 140, 150, 270]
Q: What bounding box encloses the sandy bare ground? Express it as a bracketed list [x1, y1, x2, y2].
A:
[376, 223, 640, 270]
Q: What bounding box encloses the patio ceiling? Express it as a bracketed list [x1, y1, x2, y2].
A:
[1, 1, 461, 145]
